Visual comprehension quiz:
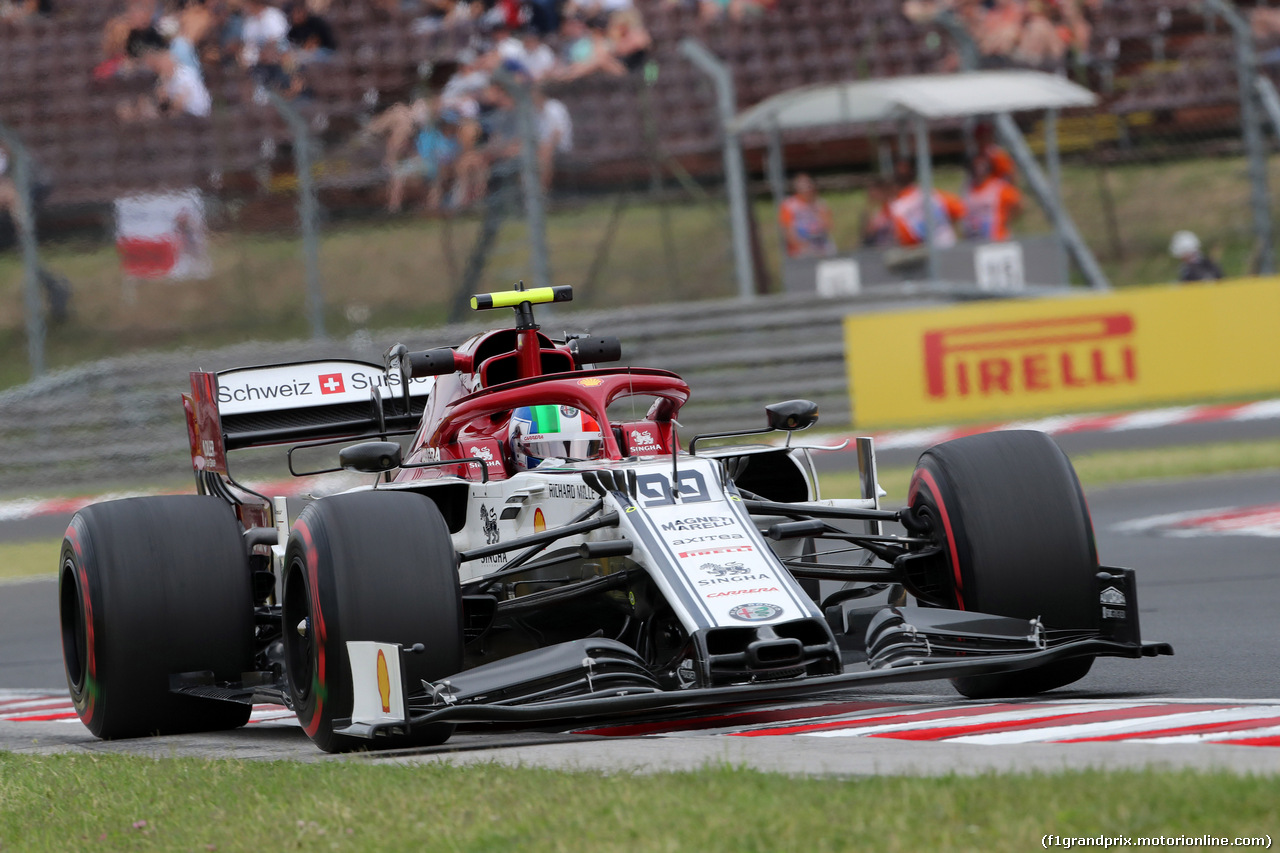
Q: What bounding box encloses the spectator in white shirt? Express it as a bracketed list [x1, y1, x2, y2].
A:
[118, 47, 211, 120]
[0, 146, 22, 227]
[534, 87, 572, 192]
[240, 0, 289, 67]
[498, 25, 558, 81]
[147, 47, 211, 117]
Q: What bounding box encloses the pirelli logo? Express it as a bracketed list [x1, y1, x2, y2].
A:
[922, 313, 1137, 399]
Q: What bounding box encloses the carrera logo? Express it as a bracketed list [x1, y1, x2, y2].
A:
[706, 586, 779, 599]
[922, 314, 1137, 399]
[318, 373, 346, 395]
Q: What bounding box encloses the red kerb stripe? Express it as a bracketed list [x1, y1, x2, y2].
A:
[731, 703, 1031, 737]
[869, 704, 1221, 742]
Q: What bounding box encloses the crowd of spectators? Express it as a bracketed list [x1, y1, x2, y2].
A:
[782, 130, 1023, 259]
[904, 0, 1097, 70]
[96, 0, 338, 122]
[365, 0, 661, 212]
[87, 1, 667, 209]
[661, 0, 775, 24]
[0, 0, 49, 23]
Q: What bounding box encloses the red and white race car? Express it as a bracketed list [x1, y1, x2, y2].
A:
[58, 285, 1171, 752]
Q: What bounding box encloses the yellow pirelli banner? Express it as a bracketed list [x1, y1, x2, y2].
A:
[844, 277, 1280, 428]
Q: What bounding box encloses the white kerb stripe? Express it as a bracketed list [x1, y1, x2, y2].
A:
[1139, 723, 1280, 745]
[799, 703, 1143, 738]
[1105, 406, 1201, 431]
[950, 706, 1280, 744]
[1232, 399, 1280, 421]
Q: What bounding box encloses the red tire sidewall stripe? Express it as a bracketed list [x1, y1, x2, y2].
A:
[910, 467, 965, 610]
[64, 523, 97, 725]
[294, 519, 327, 738]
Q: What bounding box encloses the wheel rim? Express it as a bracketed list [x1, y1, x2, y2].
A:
[282, 561, 314, 703]
[59, 558, 87, 694]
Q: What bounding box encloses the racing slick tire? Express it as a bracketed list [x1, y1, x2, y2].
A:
[908, 430, 1098, 699]
[282, 490, 463, 753]
[59, 496, 255, 739]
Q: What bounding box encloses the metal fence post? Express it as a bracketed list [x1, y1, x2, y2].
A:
[935, 10, 979, 72]
[1255, 74, 1280, 139]
[914, 117, 939, 284]
[1043, 108, 1071, 286]
[0, 121, 45, 378]
[995, 113, 1110, 290]
[1206, 0, 1274, 274]
[765, 126, 788, 260]
[680, 37, 756, 300]
[264, 90, 326, 339]
[498, 74, 552, 292]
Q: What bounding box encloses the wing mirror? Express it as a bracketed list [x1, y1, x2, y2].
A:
[339, 441, 402, 474]
[688, 399, 820, 454]
[765, 400, 819, 432]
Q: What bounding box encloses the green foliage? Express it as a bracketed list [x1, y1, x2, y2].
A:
[820, 438, 1280, 502]
[0, 754, 1275, 852]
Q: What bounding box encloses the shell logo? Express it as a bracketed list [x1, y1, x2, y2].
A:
[534, 508, 546, 533]
[376, 649, 391, 713]
[577, 378, 605, 387]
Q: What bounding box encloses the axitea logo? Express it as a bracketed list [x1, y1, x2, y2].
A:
[922, 314, 1137, 399]
[318, 373, 346, 395]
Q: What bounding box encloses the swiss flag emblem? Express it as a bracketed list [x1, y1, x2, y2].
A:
[319, 373, 345, 395]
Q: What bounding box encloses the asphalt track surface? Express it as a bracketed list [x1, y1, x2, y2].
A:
[1, 467, 1278, 773]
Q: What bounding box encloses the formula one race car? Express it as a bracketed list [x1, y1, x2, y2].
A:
[58, 285, 1171, 752]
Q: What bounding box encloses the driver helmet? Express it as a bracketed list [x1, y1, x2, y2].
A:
[508, 405, 604, 469]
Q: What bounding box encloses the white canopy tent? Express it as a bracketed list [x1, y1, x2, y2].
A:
[677, 39, 1110, 295]
[730, 71, 1098, 135]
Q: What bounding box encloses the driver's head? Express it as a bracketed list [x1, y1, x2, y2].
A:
[508, 405, 603, 469]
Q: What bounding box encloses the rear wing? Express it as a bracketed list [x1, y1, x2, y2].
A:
[183, 360, 435, 471]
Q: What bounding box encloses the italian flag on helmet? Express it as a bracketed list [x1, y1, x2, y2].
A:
[509, 405, 604, 468]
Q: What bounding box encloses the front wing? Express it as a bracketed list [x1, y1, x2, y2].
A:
[332, 567, 1172, 740]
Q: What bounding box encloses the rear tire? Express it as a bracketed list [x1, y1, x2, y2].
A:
[908, 431, 1099, 699]
[282, 491, 463, 753]
[59, 496, 254, 739]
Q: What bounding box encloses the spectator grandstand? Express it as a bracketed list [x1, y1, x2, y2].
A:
[0, 0, 1277, 216]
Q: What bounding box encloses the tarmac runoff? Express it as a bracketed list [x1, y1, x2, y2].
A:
[4, 693, 1280, 775]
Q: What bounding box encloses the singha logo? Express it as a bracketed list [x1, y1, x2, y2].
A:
[470, 446, 495, 465]
[629, 428, 661, 454]
[481, 504, 500, 545]
[701, 561, 750, 578]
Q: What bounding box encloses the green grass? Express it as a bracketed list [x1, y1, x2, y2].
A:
[0, 756, 1275, 852]
[0, 539, 59, 582]
[822, 437, 1280, 504]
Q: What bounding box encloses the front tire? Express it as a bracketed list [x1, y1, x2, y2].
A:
[282, 491, 463, 753]
[59, 496, 254, 739]
[908, 430, 1099, 699]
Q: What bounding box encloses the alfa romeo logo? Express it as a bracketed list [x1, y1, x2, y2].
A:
[728, 603, 783, 622]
